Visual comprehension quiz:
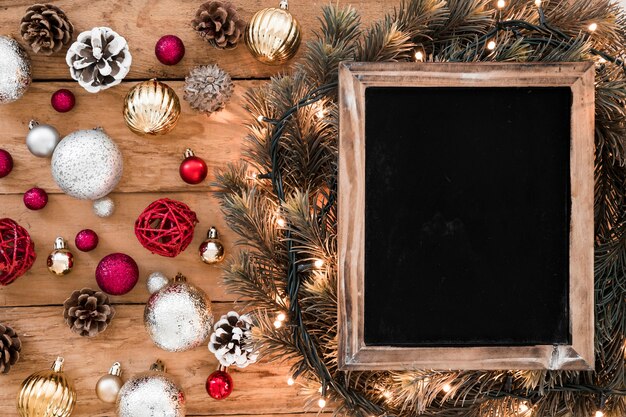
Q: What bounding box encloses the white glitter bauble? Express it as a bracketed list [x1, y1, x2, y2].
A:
[117, 362, 185, 417]
[0, 36, 31, 104]
[51, 128, 123, 200]
[144, 273, 213, 352]
[146, 272, 170, 294]
[93, 196, 115, 217]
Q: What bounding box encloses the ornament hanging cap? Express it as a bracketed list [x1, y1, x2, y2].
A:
[109, 362, 122, 377]
[184, 148, 195, 158]
[207, 226, 219, 239]
[28, 120, 39, 130]
[174, 272, 187, 283]
[150, 359, 166, 372]
[53, 237, 67, 250]
[279, 0, 289, 9]
[52, 356, 65, 372]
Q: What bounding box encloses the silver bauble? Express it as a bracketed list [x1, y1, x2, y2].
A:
[117, 360, 185, 417]
[93, 196, 115, 217]
[51, 128, 123, 200]
[147, 271, 170, 294]
[144, 273, 213, 352]
[0, 36, 31, 104]
[26, 120, 61, 157]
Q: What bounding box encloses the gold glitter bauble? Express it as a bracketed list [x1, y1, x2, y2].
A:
[17, 357, 76, 417]
[123, 79, 181, 136]
[244, 0, 301, 65]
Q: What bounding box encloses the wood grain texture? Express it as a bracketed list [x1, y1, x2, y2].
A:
[0, 0, 390, 80]
[0, 305, 306, 417]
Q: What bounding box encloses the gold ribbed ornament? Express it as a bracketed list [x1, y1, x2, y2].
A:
[123, 79, 181, 136]
[244, 0, 301, 65]
[17, 357, 76, 417]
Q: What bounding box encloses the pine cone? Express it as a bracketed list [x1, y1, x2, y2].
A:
[184, 64, 234, 115]
[209, 311, 258, 368]
[0, 323, 21, 374]
[20, 4, 74, 55]
[65, 27, 132, 93]
[192, 1, 246, 50]
[63, 288, 115, 337]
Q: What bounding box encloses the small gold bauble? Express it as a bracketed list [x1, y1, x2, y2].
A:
[244, 0, 301, 65]
[46, 237, 73, 276]
[96, 362, 123, 404]
[123, 79, 181, 136]
[199, 226, 225, 264]
[17, 357, 76, 417]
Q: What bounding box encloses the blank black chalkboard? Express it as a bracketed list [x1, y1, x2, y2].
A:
[363, 86, 572, 347]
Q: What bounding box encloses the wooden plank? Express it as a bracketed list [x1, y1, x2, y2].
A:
[0, 80, 260, 195]
[0, 0, 390, 80]
[0, 192, 249, 307]
[0, 305, 305, 416]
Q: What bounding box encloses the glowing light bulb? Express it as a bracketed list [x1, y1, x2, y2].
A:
[534, 0, 541, 6]
[257, 115, 265, 122]
[277, 312, 286, 321]
[588, 22, 598, 32]
[383, 390, 392, 399]
[273, 319, 282, 328]
[497, 0, 505, 8]
[415, 50, 424, 61]
[442, 384, 451, 393]
[276, 217, 286, 227]
[487, 40, 496, 50]
[314, 259, 324, 268]
[595, 411, 604, 417]
[519, 401, 530, 413]
[316, 108, 326, 119]
[318, 398, 326, 408]
[287, 377, 295, 386]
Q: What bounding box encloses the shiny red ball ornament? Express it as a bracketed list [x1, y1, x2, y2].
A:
[75, 229, 99, 252]
[0, 149, 13, 178]
[155, 35, 185, 65]
[206, 369, 233, 400]
[179, 148, 207, 184]
[23, 187, 48, 210]
[95, 253, 139, 295]
[51, 89, 76, 113]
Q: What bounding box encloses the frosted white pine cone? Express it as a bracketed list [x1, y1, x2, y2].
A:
[66, 27, 132, 93]
[184, 64, 233, 115]
[208, 311, 258, 368]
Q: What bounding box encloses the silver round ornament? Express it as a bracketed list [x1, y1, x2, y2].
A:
[51, 128, 123, 200]
[26, 120, 61, 157]
[147, 271, 170, 294]
[93, 196, 115, 217]
[117, 360, 186, 417]
[0, 36, 31, 104]
[144, 273, 213, 352]
[96, 362, 123, 404]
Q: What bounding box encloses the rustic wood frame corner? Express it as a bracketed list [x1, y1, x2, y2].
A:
[337, 61, 595, 371]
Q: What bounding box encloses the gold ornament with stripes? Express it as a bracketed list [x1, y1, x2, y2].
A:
[123, 79, 181, 136]
[17, 357, 76, 417]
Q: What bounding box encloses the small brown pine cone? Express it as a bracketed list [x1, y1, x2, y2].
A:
[192, 1, 246, 50]
[20, 3, 74, 55]
[0, 323, 21, 374]
[63, 288, 115, 338]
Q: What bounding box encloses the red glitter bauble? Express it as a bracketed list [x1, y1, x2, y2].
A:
[155, 35, 185, 65]
[23, 187, 48, 210]
[75, 229, 99, 252]
[96, 253, 139, 295]
[179, 150, 207, 184]
[0, 149, 13, 178]
[206, 370, 233, 400]
[51, 89, 76, 113]
[0, 218, 36, 286]
[135, 198, 198, 257]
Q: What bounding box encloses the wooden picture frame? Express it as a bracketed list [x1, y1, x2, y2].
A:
[337, 62, 595, 371]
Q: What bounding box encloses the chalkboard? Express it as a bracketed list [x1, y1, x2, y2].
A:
[338, 62, 595, 370]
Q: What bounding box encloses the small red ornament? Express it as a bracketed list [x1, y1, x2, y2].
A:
[75, 229, 99, 252]
[51, 89, 76, 113]
[206, 369, 233, 400]
[135, 198, 198, 257]
[96, 253, 139, 295]
[0, 218, 36, 286]
[23, 187, 48, 210]
[155, 35, 185, 65]
[179, 148, 208, 184]
[0, 149, 13, 178]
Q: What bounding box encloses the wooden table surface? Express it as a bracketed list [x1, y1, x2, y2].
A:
[0, 0, 389, 416]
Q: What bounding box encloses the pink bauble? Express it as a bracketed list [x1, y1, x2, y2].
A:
[155, 35, 185, 65]
[23, 187, 48, 210]
[96, 253, 139, 295]
[0, 149, 13, 178]
[51, 89, 75, 113]
[206, 370, 233, 400]
[75, 229, 99, 252]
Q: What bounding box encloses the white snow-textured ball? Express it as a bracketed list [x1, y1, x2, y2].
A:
[0, 36, 31, 104]
[51, 128, 123, 200]
[93, 196, 115, 217]
[146, 272, 170, 294]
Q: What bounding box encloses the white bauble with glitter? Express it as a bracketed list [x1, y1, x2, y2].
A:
[0, 36, 31, 104]
[51, 128, 123, 200]
[93, 196, 115, 217]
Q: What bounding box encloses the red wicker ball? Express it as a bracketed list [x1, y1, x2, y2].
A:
[0, 218, 36, 286]
[135, 198, 198, 257]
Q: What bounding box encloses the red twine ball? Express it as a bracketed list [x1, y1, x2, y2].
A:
[96, 253, 139, 295]
[51, 89, 76, 113]
[206, 370, 233, 400]
[135, 198, 198, 257]
[0, 218, 36, 286]
[75, 229, 99, 252]
[23, 187, 48, 210]
[155, 35, 185, 65]
[0, 149, 13, 178]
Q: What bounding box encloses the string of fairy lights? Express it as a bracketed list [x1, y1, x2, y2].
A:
[250, 1, 626, 416]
